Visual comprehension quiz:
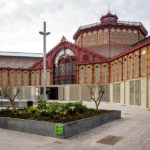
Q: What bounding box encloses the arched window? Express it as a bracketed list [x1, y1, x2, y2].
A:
[87, 66, 91, 83]
[46, 70, 50, 85]
[119, 61, 122, 80]
[98, 30, 102, 43]
[117, 29, 120, 42]
[17, 71, 21, 85]
[103, 65, 107, 82]
[31, 72, 34, 86]
[142, 51, 146, 75]
[111, 64, 113, 81]
[82, 33, 86, 46]
[24, 72, 28, 86]
[88, 32, 91, 45]
[111, 29, 115, 42]
[123, 30, 126, 42]
[93, 31, 97, 44]
[10, 71, 15, 85]
[80, 67, 84, 84]
[128, 31, 132, 43]
[3, 71, 7, 85]
[123, 58, 127, 79]
[133, 31, 137, 43]
[36, 71, 39, 85]
[104, 29, 108, 42]
[115, 63, 117, 81]
[95, 66, 99, 83]
[134, 54, 139, 77]
[54, 49, 76, 84]
[129, 56, 132, 78]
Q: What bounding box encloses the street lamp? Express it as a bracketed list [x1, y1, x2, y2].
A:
[39, 21, 50, 101]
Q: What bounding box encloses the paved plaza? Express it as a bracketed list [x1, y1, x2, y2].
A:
[0, 102, 150, 150]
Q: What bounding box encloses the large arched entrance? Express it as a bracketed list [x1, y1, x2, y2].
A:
[53, 49, 76, 84]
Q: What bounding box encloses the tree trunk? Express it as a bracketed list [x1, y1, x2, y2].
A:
[11, 100, 15, 113]
[95, 103, 99, 110]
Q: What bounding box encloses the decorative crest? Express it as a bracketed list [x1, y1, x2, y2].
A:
[60, 36, 67, 42]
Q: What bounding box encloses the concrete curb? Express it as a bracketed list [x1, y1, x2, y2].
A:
[0, 110, 121, 138]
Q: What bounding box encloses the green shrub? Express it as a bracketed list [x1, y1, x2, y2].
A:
[29, 101, 87, 118]
[64, 102, 87, 114]
[28, 106, 39, 114]
[47, 101, 64, 114]
[37, 101, 47, 109]
[0, 108, 12, 115]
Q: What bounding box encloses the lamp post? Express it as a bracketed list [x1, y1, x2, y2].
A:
[39, 21, 50, 101]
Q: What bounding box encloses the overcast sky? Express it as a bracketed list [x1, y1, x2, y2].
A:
[0, 0, 150, 53]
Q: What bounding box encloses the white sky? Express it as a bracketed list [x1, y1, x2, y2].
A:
[0, 0, 150, 53]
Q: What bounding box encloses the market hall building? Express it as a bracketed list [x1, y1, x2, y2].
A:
[0, 12, 150, 108]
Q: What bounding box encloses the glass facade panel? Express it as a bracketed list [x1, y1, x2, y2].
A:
[135, 54, 138, 77]
[103, 65, 107, 82]
[142, 53, 146, 75]
[128, 32, 132, 43]
[88, 33, 91, 45]
[80, 68, 84, 84]
[123, 59, 127, 79]
[17, 72, 21, 85]
[24, 72, 28, 86]
[119, 61, 122, 80]
[83, 35, 86, 46]
[117, 30, 120, 42]
[99, 31, 102, 43]
[46, 70, 50, 85]
[123, 31, 126, 42]
[3, 71, 7, 85]
[111, 64, 113, 81]
[95, 66, 99, 83]
[129, 57, 132, 78]
[31, 72, 34, 85]
[111, 30, 115, 42]
[115, 63, 117, 81]
[10, 72, 15, 85]
[105, 30, 108, 42]
[53, 49, 76, 84]
[36, 72, 39, 85]
[134, 32, 137, 43]
[93, 32, 97, 44]
[87, 67, 91, 83]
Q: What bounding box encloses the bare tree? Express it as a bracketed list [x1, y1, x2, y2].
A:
[1, 87, 20, 113]
[88, 84, 105, 110]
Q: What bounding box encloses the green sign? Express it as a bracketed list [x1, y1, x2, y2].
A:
[55, 124, 64, 135]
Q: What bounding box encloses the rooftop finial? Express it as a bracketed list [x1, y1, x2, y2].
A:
[60, 36, 67, 42]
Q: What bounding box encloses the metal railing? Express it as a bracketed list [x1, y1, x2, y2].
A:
[77, 20, 148, 35]
[78, 22, 100, 30]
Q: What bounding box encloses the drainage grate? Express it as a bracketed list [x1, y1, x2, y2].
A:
[97, 135, 122, 145]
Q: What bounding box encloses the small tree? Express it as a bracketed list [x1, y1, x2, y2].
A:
[88, 84, 105, 110]
[1, 87, 20, 113]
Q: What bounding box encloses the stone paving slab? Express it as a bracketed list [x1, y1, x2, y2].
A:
[0, 102, 150, 150]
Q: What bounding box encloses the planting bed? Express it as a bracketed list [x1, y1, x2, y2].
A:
[0, 101, 121, 138]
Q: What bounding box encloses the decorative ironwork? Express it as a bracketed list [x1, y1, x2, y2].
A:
[53, 49, 76, 84]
